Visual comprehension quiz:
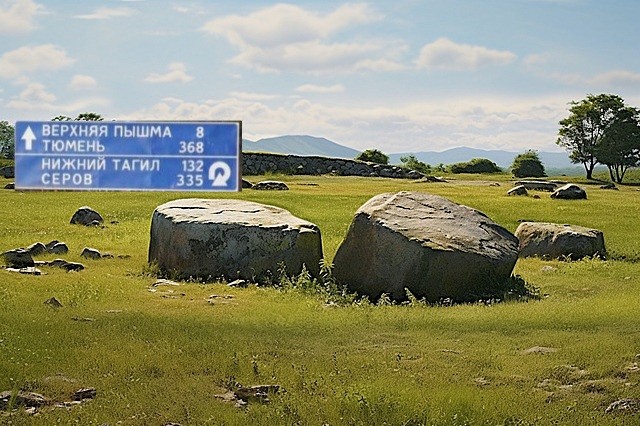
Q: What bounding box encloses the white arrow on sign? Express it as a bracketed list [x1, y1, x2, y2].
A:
[21, 126, 36, 151]
[209, 161, 232, 187]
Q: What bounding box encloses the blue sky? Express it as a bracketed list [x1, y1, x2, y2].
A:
[1, 0, 639, 153]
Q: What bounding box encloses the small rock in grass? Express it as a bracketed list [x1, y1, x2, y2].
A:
[81, 247, 102, 259]
[70, 206, 104, 226]
[521, 346, 557, 355]
[44, 297, 63, 308]
[228, 279, 247, 288]
[26, 242, 47, 256]
[152, 279, 181, 287]
[49, 242, 69, 255]
[0, 390, 48, 409]
[72, 387, 96, 401]
[7, 267, 42, 275]
[606, 398, 640, 414]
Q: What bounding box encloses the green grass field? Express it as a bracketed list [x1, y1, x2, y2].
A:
[1, 174, 640, 425]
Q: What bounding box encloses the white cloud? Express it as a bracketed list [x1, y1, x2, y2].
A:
[74, 7, 134, 20]
[296, 84, 345, 94]
[201, 3, 402, 73]
[144, 62, 193, 83]
[0, 0, 43, 33]
[229, 39, 407, 74]
[69, 74, 98, 89]
[0, 44, 74, 80]
[416, 38, 517, 70]
[590, 70, 640, 87]
[202, 3, 380, 48]
[125, 94, 570, 152]
[7, 82, 108, 113]
[229, 91, 280, 101]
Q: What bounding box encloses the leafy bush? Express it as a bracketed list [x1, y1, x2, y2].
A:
[511, 150, 546, 178]
[355, 149, 389, 165]
[399, 154, 431, 174]
[450, 158, 501, 174]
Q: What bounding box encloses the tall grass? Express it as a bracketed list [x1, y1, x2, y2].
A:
[1, 173, 639, 424]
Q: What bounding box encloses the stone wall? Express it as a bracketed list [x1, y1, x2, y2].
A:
[242, 152, 423, 179]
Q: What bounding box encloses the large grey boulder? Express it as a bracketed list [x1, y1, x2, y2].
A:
[332, 191, 519, 302]
[148, 199, 322, 282]
[515, 222, 606, 260]
[551, 184, 587, 200]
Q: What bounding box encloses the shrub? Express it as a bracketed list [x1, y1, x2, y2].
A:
[355, 149, 389, 165]
[450, 158, 501, 174]
[399, 154, 431, 175]
[511, 150, 546, 178]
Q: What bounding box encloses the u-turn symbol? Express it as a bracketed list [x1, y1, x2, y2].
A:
[208, 161, 232, 186]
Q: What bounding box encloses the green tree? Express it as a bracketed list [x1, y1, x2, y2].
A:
[52, 113, 104, 121]
[355, 149, 389, 164]
[76, 112, 104, 121]
[595, 106, 640, 183]
[510, 150, 546, 178]
[399, 154, 431, 175]
[557, 94, 627, 179]
[449, 158, 501, 174]
[0, 121, 15, 159]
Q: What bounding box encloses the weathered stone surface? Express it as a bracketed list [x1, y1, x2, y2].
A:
[333, 191, 519, 302]
[2, 248, 35, 268]
[47, 259, 85, 271]
[515, 222, 606, 260]
[70, 206, 104, 225]
[0, 390, 47, 409]
[515, 180, 558, 191]
[551, 183, 587, 200]
[507, 185, 528, 196]
[148, 199, 323, 282]
[606, 398, 640, 414]
[26, 242, 47, 256]
[6, 266, 41, 275]
[4, 182, 14, 189]
[241, 179, 253, 189]
[0, 166, 14, 178]
[252, 180, 289, 191]
[49, 242, 69, 254]
[242, 152, 423, 179]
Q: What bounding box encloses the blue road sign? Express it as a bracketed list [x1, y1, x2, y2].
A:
[14, 121, 242, 191]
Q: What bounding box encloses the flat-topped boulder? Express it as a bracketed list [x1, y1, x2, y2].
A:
[551, 184, 587, 200]
[515, 180, 558, 191]
[148, 199, 322, 282]
[332, 191, 519, 302]
[515, 222, 605, 260]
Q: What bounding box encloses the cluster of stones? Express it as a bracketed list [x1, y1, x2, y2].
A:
[242, 152, 424, 179]
[149, 191, 607, 303]
[508, 181, 589, 199]
[1, 206, 110, 274]
[0, 387, 96, 414]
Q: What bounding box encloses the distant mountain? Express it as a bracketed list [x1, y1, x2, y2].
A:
[241, 134, 583, 174]
[243, 135, 360, 159]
